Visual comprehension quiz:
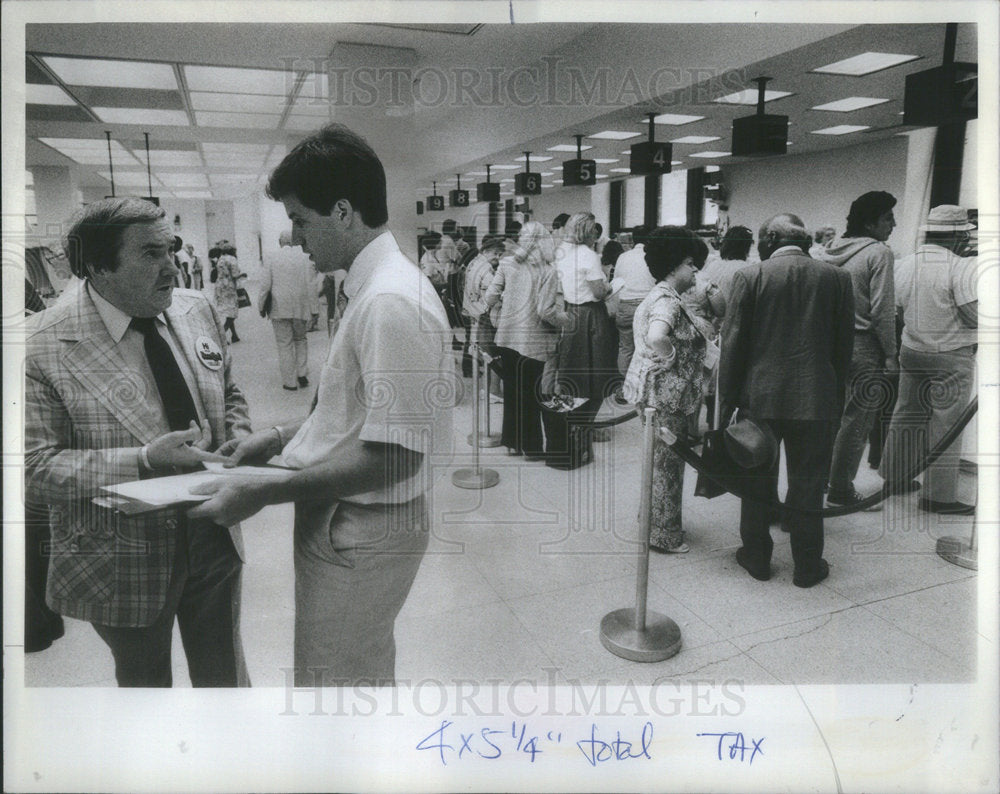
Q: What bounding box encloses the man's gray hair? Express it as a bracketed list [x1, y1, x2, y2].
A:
[759, 213, 811, 251]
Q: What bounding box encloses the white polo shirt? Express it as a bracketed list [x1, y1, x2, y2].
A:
[895, 244, 978, 353]
[281, 232, 455, 504]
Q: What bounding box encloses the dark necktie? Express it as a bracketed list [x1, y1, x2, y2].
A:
[130, 316, 199, 431]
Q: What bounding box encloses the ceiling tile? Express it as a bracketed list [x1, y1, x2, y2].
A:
[98, 171, 160, 186]
[171, 191, 214, 199]
[26, 57, 52, 85]
[184, 65, 294, 96]
[26, 83, 76, 105]
[713, 89, 793, 104]
[145, 150, 203, 167]
[190, 92, 288, 114]
[92, 107, 190, 126]
[810, 124, 871, 135]
[284, 115, 325, 131]
[201, 142, 271, 154]
[196, 111, 281, 129]
[209, 174, 261, 185]
[43, 56, 178, 90]
[157, 173, 209, 188]
[26, 105, 93, 123]
[72, 86, 185, 110]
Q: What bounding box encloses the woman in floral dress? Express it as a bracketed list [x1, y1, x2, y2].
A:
[623, 226, 707, 553]
[213, 242, 242, 342]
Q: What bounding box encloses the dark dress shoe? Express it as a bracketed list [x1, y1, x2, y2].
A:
[298, 376, 309, 387]
[282, 385, 297, 391]
[736, 548, 770, 581]
[793, 559, 830, 588]
[919, 499, 975, 515]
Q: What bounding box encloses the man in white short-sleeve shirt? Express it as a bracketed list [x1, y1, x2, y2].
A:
[880, 205, 978, 515]
[191, 124, 454, 685]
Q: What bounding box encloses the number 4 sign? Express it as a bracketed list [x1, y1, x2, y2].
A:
[630, 141, 673, 175]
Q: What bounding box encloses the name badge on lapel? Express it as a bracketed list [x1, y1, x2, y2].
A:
[195, 336, 223, 371]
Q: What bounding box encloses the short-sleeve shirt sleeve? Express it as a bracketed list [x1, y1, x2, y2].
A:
[648, 291, 680, 332]
[953, 256, 977, 306]
[356, 292, 451, 454]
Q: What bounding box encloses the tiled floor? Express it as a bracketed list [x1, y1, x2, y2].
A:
[23, 295, 981, 687]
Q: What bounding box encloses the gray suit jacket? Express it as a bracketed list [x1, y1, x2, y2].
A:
[719, 248, 854, 421]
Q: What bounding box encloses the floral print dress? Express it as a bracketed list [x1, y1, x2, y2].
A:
[623, 282, 707, 549]
[213, 254, 241, 320]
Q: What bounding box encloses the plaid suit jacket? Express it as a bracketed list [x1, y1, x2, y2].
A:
[24, 281, 252, 627]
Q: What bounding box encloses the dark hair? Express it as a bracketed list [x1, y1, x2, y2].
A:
[720, 225, 753, 260]
[594, 222, 603, 238]
[601, 240, 624, 269]
[208, 246, 221, 260]
[688, 232, 710, 268]
[442, 219, 461, 240]
[63, 196, 166, 278]
[480, 235, 505, 252]
[644, 226, 695, 282]
[172, 235, 183, 253]
[266, 123, 388, 227]
[631, 224, 652, 245]
[504, 220, 522, 240]
[219, 244, 237, 257]
[423, 231, 442, 249]
[845, 191, 897, 237]
[551, 213, 570, 230]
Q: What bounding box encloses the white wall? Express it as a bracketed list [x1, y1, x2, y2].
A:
[158, 198, 209, 261]
[232, 194, 262, 279]
[29, 166, 81, 246]
[725, 137, 911, 255]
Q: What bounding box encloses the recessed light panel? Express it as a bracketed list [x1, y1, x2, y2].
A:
[810, 125, 870, 135]
[184, 65, 294, 96]
[157, 173, 209, 188]
[587, 130, 641, 140]
[547, 144, 592, 152]
[98, 171, 160, 186]
[42, 57, 178, 90]
[592, 158, 619, 164]
[714, 89, 793, 105]
[93, 107, 190, 126]
[813, 52, 920, 76]
[146, 151, 202, 167]
[670, 135, 721, 144]
[26, 83, 77, 106]
[810, 97, 890, 112]
[190, 92, 287, 114]
[689, 151, 729, 158]
[196, 111, 281, 129]
[653, 113, 705, 125]
[490, 164, 522, 170]
[610, 168, 632, 173]
[516, 154, 553, 162]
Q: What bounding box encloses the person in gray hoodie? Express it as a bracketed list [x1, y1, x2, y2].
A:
[817, 191, 899, 509]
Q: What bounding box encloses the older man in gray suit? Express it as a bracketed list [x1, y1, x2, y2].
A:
[719, 214, 854, 588]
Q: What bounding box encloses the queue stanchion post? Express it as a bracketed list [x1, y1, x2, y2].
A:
[936, 515, 977, 570]
[466, 325, 502, 448]
[600, 407, 682, 661]
[453, 325, 500, 490]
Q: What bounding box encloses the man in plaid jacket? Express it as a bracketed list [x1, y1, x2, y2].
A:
[25, 197, 252, 687]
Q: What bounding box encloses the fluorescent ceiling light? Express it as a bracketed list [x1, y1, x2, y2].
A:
[157, 173, 210, 187]
[189, 92, 287, 113]
[688, 151, 729, 158]
[539, 171, 553, 176]
[516, 154, 553, 162]
[671, 161, 682, 165]
[810, 97, 890, 112]
[491, 164, 522, 170]
[42, 57, 178, 90]
[289, 94, 332, 117]
[283, 115, 324, 130]
[93, 107, 190, 125]
[210, 174, 260, 185]
[610, 168, 632, 173]
[592, 158, 619, 164]
[705, 165, 721, 172]
[813, 52, 920, 76]
[500, 178, 515, 183]
[202, 142, 272, 154]
[146, 151, 202, 167]
[713, 89, 792, 105]
[466, 171, 488, 177]
[26, 83, 77, 105]
[810, 125, 870, 135]
[653, 113, 704, 125]
[97, 171, 160, 186]
[196, 111, 280, 129]
[587, 130, 641, 140]
[670, 136, 721, 144]
[595, 174, 608, 179]
[541, 184, 554, 188]
[184, 65, 293, 96]
[547, 144, 593, 152]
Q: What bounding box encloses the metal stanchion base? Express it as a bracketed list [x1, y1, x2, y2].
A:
[935, 537, 977, 570]
[600, 608, 682, 662]
[467, 432, 503, 448]
[452, 467, 500, 490]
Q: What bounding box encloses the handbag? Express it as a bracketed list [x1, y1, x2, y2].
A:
[236, 287, 252, 308]
[694, 415, 778, 499]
